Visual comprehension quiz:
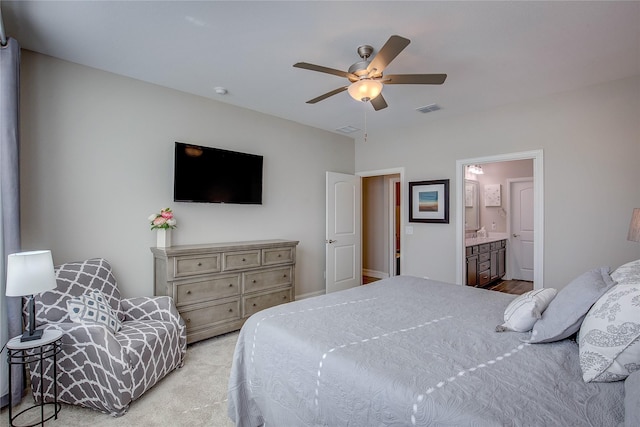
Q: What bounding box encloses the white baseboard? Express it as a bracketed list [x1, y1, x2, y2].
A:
[295, 289, 325, 300]
[362, 269, 389, 280]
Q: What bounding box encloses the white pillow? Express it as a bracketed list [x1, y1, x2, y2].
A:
[579, 284, 640, 382]
[67, 289, 122, 334]
[496, 288, 557, 332]
[611, 259, 640, 286]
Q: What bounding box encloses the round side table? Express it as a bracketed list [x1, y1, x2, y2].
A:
[6, 329, 62, 427]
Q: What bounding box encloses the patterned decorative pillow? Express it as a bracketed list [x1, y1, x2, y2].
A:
[527, 267, 616, 343]
[579, 284, 640, 382]
[67, 289, 122, 334]
[496, 288, 557, 332]
[611, 259, 640, 286]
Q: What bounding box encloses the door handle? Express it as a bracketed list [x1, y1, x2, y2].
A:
[513, 233, 520, 237]
[326, 239, 336, 244]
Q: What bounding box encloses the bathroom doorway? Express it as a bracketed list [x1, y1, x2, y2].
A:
[455, 150, 544, 290]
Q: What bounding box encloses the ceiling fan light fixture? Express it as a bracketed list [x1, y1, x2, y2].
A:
[348, 79, 383, 102]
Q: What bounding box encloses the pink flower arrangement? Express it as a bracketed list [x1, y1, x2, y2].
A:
[148, 208, 177, 230]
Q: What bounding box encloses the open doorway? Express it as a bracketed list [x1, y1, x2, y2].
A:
[359, 168, 405, 284]
[455, 151, 544, 290]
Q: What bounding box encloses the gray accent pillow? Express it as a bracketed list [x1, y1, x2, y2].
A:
[625, 370, 640, 427]
[527, 267, 616, 343]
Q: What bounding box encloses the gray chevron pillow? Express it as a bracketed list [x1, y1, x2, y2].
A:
[67, 289, 122, 333]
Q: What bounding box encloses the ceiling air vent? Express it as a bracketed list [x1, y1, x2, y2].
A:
[416, 103, 441, 114]
[336, 125, 360, 134]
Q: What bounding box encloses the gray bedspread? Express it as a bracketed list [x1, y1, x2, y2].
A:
[228, 276, 624, 426]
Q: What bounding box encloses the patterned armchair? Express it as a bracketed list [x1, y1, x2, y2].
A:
[24, 258, 186, 416]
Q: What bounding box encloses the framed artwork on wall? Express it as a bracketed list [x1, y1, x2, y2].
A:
[484, 184, 501, 206]
[409, 179, 450, 223]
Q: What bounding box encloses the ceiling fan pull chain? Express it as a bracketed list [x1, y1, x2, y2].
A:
[363, 106, 368, 143]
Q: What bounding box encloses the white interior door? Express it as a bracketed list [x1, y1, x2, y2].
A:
[510, 179, 534, 281]
[326, 172, 361, 293]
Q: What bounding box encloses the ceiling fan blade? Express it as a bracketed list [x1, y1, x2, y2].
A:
[366, 35, 410, 75]
[294, 62, 357, 80]
[384, 74, 447, 85]
[306, 86, 348, 104]
[370, 94, 388, 111]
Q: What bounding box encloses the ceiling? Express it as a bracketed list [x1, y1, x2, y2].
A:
[3, 1, 640, 137]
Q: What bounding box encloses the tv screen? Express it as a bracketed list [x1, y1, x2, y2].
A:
[174, 142, 263, 204]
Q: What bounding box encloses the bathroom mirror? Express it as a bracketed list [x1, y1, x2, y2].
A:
[465, 180, 479, 231]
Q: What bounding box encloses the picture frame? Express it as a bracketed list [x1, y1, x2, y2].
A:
[484, 183, 501, 207]
[409, 179, 450, 223]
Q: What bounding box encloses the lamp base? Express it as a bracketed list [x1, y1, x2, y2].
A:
[20, 328, 44, 342]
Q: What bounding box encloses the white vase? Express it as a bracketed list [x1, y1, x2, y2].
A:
[156, 228, 172, 248]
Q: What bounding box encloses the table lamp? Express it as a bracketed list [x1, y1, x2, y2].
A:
[6, 250, 57, 342]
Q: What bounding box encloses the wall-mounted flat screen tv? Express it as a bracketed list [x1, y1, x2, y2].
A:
[174, 142, 263, 204]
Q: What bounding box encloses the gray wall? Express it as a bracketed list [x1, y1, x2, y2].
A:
[356, 75, 640, 289]
[18, 50, 640, 297]
[19, 51, 355, 298]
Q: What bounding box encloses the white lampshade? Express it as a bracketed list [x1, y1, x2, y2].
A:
[6, 250, 57, 297]
[628, 208, 640, 242]
[347, 79, 383, 102]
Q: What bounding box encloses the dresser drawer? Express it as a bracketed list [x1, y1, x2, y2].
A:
[479, 261, 491, 272]
[243, 288, 292, 318]
[479, 270, 491, 286]
[479, 252, 491, 263]
[174, 274, 240, 306]
[262, 247, 294, 266]
[244, 266, 292, 293]
[180, 299, 240, 332]
[223, 250, 261, 271]
[174, 254, 221, 278]
[479, 243, 491, 253]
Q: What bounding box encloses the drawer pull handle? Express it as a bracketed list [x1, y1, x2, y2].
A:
[283, 274, 287, 278]
[228, 308, 233, 313]
[253, 280, 257, 283]
[229, 283, 233, 287]
[186, 318, 191, 323]
[186, 290, 191, 294]
[197, 262, 202, 266]
[242, 258, 246, 262]
[252, 303, 257, 307]
[283, 296, 287, 300]
[278, 254, 281, 257]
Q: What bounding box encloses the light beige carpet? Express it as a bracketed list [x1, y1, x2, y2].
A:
[1, 331, 239, 427]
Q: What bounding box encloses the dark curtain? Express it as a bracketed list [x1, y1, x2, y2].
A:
[0, 37, 23, 408]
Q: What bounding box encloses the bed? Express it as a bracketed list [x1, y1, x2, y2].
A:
[228, 273, 634, 426]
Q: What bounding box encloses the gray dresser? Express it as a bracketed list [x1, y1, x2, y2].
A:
[151, 239, 298, 343]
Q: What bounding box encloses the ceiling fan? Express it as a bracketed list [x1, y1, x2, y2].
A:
[293, 35, 446, 111]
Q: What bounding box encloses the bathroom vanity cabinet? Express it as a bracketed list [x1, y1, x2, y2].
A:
[465, 239, 506, 287]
